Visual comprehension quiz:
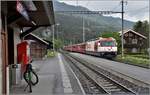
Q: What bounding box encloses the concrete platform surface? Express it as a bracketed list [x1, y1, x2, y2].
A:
[10, 53, 83, 95]
[70, 53, 150, 85]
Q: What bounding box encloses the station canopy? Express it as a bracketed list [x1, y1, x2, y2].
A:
[2, 1, 55, 27]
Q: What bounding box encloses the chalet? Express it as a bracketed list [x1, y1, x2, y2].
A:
[119, 29, 147, 53]
[24, 33, 49, 60]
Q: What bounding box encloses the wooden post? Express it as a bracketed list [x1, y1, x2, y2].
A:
[0, 11, 2, 95]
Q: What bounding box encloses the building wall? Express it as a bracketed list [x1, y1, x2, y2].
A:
[0, 12, 8, 94]
[24, 35, 48, 59]
[123, 31, 147, 53]
[13, 28, 21, 65]
[30, 42, 47, 60]
[0, 15, 2, 95]
[10, 27, 22, 86]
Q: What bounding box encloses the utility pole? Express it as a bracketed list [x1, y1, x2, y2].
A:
[52, 25, 55, 51]
[56, 25, 58, 40]
[56, 23, 60, 40]
[121, 0, 125, 58]
[83, 16, 85, 43]
[149, 0, 150, 63]
[70, 40, 73, 51]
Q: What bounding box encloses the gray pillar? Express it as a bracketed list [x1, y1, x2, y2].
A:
[52, 25, 55, 51]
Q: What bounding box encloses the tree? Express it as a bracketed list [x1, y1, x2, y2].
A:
[54, 39, 63, 51]
[133, 21, 143, 33]
[133, 20, 149, 36]
[101, 32, 121, 53]
[143, 20, 149, 34]
[133, 20, 149, 49]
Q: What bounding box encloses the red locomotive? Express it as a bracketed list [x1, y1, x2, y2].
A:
[64, 37, 117, 58]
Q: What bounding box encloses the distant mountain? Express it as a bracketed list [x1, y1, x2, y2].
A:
[53, 1, 89, 11]
[53, 1, 135, 45]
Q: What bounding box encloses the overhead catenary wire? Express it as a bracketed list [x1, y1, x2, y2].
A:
[58, 0, 149, 57]
[59, 0, 149, 1]
[123, 6, 149, 17]
[111, 2, 121, 11]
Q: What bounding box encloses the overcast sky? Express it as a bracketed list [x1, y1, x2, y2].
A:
[58, 0, 149, 22]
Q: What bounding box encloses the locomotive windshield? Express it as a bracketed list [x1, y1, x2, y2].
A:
[101, 41, 115, 47]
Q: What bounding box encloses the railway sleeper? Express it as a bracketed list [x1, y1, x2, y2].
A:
[103, 84, 113, 87]
[66, 54, 137, 95]
[90, 86, 97, 89]
[104, 86, 117, 89]
[107, 88, 121, 92]
[99, 80, 108, 83]
[93, 89, 100, 92]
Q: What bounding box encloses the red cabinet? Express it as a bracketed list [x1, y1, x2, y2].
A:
[17, 41, 30, 73]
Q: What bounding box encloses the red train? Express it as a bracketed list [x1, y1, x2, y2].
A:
[64, 37, 117, 58]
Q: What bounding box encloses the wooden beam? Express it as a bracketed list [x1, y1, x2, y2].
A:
[20, 26, 39, 38]
[7, 13, 22, 25]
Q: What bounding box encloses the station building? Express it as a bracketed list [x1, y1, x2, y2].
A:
[23, 33, 50, 60]
[0, 1, 55, 94]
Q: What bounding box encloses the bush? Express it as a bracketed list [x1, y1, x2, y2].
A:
[47, 50, 57, 57]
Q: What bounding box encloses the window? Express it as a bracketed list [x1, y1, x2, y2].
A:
[129, 32, 133, 37]
[139, 37, 143, 40]
[129, 38, 132, 43]
[132, 39, 137, 44]
[124, 33, 128, 37]
[101, 41, 115, 47]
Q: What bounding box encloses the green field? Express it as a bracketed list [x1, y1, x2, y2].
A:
[115, 54, 150, 68]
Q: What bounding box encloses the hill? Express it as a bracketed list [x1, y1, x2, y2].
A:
[34, 1, 135, 45]
[53, 1, 134, 45]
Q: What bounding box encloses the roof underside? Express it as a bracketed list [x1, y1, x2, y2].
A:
[24, 33, 49, 45]
[2, 1, 55, 27]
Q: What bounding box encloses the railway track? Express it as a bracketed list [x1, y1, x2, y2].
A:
[64, 54, 106, 94]
[63, 53, 136, 95]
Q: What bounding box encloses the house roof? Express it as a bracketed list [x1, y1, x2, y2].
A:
[24, 33, 49, 45]
[119, 29, 147, 39]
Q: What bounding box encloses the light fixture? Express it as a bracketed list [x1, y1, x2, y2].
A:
[20, 29, 23, 33]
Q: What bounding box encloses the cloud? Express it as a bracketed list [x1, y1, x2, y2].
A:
[59, 0, 149, 22]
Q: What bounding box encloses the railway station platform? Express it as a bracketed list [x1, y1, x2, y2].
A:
[10, 53, 84, 95]
[70, 52, 150, 86]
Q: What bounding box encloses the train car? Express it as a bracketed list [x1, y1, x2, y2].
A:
[71, 44, 77, 52]
[76, 43, 86, 54]
[64, 45, 71, 51]
[85, 38, 101, 56]
[85, 37, 117, 58]
[64, 45, 73, 52]
[98, 37, 117, 58]
[64, 37, 117, 59]
[64, 44, 78, 52]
